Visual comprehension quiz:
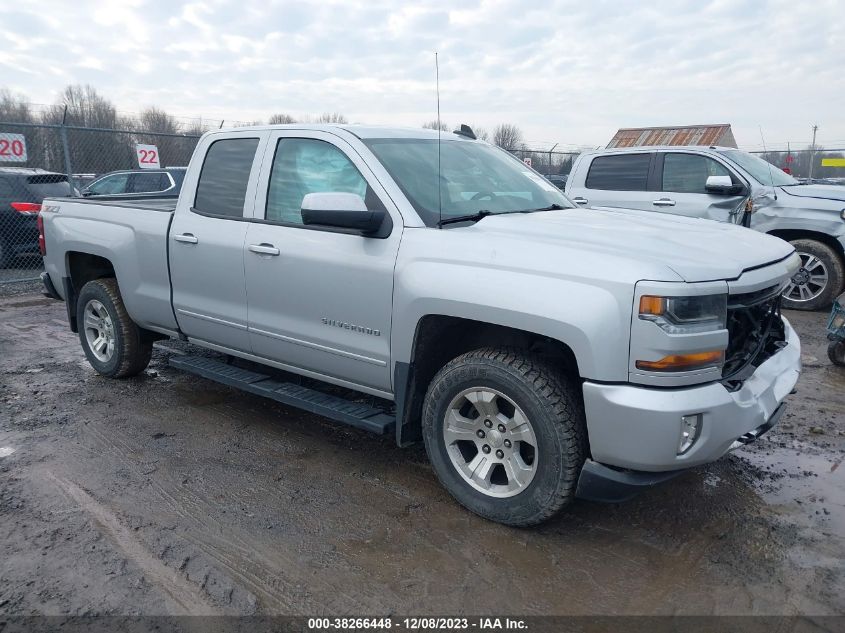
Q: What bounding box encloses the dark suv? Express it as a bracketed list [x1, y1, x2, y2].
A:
[82, 168, 187, 197]
[0, 168, 75, 267]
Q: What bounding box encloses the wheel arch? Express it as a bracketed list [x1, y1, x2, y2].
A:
[65, 251, 117, 332]
[393, 314, 582, 446]
[767, 229, 845, 259]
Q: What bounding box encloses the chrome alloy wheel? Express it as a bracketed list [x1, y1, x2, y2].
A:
[83, 299, 116, 363]
[784, 252, 829, 303]
[442, 387, 538, 498]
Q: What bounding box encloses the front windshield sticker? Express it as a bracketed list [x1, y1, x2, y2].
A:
[522, 171, 558, 193]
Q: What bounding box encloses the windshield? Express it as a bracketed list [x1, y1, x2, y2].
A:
[363, 138, 574, 227]
[717, 149, 798, 186]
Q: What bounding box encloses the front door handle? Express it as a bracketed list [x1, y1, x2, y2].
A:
[572, 197, 588, 205]
[653, 198, 676, 207]
[174, 233, 198, 244]
[248, 243, 280, 256]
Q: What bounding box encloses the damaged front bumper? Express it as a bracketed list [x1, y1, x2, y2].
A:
[576, 316, 800, 500]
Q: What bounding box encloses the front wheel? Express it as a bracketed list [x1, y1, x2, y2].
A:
[829, 341, 845, 367]
[76, 278, 152, 378]
[782, 240, 844, 311]
[422, 348, 586, 526]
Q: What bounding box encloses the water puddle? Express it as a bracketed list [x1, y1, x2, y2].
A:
[735, 442, 845, 527]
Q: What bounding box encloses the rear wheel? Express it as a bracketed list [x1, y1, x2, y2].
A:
[782, 240, 844, 311]
[422, 348, 585, 526]
[76, 278, 152, 378]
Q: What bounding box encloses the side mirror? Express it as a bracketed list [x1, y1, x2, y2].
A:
[301, 192, 387, 235]
[705, 175, 747, 196]
[81, 189, 93, 197]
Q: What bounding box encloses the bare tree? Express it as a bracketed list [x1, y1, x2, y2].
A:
[39, 85, 131, 174]
[467, 124, 489, 141]
[492, 123, 524, 150]
[47, 84, 119, 129]
[137, 107, 178, 134]
[268, 113, 297, 124]
[314, 112, 348, 124]
[422, 119, 449, 131]
[0, 89, 33, 123]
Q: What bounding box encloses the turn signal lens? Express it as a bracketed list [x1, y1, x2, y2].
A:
[639, 295, 665, 316]
[636, 350, 724, 372]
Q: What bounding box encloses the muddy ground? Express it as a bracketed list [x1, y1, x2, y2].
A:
[0, 289, 843, 617]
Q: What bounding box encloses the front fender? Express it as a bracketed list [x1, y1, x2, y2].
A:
[391, 261, 634, 382]
[751, 201, 845, 242]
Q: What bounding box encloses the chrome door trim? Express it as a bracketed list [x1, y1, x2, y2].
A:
[249, 326, 387, 366]
[176, 308, 248, 330]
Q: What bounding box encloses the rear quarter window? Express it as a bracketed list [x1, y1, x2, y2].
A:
[585, 154, 651, 191]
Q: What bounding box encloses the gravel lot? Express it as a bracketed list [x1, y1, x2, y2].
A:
[0, 288, 843, 616]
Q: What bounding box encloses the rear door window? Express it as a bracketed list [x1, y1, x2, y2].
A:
[131, 172, 167, 193]
[585, 154, 651, 191]
[194, 138, 259, 218]
[662, 153, 732, 194]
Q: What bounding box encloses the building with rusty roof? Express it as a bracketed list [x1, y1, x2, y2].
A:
[607, 124, 737, 149]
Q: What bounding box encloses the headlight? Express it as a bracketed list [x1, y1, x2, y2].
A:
[639, 294, 727, 334]
[840, 208, 845, 221]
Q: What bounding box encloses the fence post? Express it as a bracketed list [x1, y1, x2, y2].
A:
[59, 105, 77, 196]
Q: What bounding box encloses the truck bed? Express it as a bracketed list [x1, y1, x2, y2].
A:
[41, 195, 178, 333]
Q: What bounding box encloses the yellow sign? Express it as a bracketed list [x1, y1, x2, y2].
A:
[821, 158, 845, 167]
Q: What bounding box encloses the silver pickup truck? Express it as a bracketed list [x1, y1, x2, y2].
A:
[39, 124, 801, 526]
[566, 146, 845, 311]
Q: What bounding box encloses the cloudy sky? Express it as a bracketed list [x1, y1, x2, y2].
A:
[1, 0, 843, 150]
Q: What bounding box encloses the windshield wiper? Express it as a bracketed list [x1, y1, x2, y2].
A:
[437, 210, 494, 227]
[437, 204, 567, 227]
[517, 203, 566, 212]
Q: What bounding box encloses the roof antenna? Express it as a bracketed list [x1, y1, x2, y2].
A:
[435, 51, 443, 228]
[758, 125, 777, 200]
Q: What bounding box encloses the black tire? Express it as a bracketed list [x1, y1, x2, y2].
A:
[829, 341, 845, 367]
[782, 239, 844, 311]
[76, 278, 152, 378]
[422, 347, 586, 526]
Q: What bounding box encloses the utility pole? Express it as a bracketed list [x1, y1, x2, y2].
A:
[808, 124, 819, 179]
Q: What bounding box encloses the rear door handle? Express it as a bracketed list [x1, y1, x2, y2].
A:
[248, 243, 280, 256]
[572, 197, 588, 205]
[174, 233, 198, 244]
[652, 198, 676, 207]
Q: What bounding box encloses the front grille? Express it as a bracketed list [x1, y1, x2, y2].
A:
[722, 289, 786, 388]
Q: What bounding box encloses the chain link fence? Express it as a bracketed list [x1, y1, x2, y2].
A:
[506, 148, 579, 179]
[0, 116, 202, 284]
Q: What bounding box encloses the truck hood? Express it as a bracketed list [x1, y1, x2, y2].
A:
[471, 207, 794, 283]
[779, 184, 845, 203]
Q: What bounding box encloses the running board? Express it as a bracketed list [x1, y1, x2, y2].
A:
[169, 355, 395, 435]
